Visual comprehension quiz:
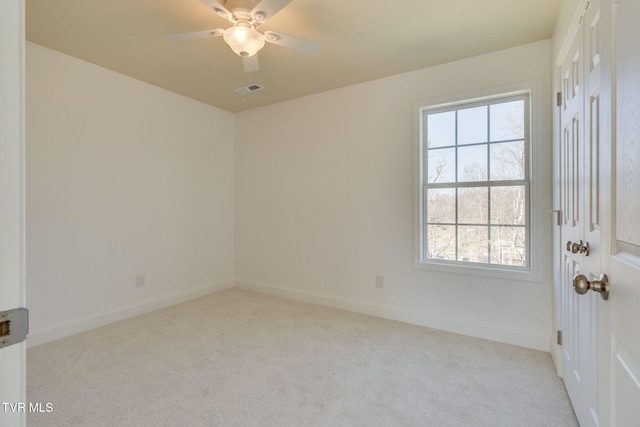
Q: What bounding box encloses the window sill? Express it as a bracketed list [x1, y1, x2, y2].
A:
[415, 259, 541, 282]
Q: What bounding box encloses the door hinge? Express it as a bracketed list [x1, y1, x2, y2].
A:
[557, 330, 563, 346]
[0, 308, 29, 349]
[557, 92, 562, 107]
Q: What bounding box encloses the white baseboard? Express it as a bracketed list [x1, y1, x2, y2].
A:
[27, 280, 235, 348]
[28, 279, 551, 352]
[236, 279, 551, 352]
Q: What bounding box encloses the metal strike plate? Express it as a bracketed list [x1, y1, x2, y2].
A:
[0, 308, 29, 349]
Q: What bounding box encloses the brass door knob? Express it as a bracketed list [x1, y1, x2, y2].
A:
[573, 274, 609, 300]
[566, 240, 590, 256]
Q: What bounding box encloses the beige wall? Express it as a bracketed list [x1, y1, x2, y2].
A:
[26, 43, 235, 345]
[235, 40, 553, 350]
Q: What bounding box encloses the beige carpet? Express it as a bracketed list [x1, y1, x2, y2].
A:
[27, 288, 578, 426]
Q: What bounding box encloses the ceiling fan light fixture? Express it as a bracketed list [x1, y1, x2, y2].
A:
[223, 22, 265, 57]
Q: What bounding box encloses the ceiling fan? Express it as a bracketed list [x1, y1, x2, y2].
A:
[167, 0, 323, 72]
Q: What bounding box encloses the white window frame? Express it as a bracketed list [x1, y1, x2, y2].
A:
[414, 83, 542, 281]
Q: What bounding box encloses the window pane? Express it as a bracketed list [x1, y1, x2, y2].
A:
[419, 94, 529, 272]
[458, 226, 488, 263]
[427, 111, 455, 148]
[427, 225, 456, 260]
[427, 147, 455, 183]
[490, 100, 525, 141]
[490, 186, 526, 225]
[458, 106, 488, 145]
[458, 187, 488, 224]
[458, 144, 487, 182]
[490, 141, 525, 181]
[427, 188, 456, 224]
[490, 226, 526, 266]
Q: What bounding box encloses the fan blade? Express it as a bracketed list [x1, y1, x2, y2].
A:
[250, 0, 292, 24]
[243, 55, 260, 72]
[198, 0, 234, 21]
[165, 29, 225, 41]
[263, 31, 323, 55]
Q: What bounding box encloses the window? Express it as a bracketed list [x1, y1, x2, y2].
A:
[416, 92, 531, 274]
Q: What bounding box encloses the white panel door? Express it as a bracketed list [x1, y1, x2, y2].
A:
[610, 0, 640, 424]
[0, 1, 26, 426]
[558, 1, 604, 425]
[559, 0, 640, 425]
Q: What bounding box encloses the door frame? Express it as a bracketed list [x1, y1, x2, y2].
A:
[0, 0, 27, 426]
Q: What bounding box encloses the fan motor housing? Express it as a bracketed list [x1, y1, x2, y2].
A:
[224, 0, 259, 20]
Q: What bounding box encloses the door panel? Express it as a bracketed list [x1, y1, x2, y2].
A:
[557, 0, 640, 425]
[583, 5, 604, 421]
[558, 1, 602, 425]
[611, 0, 640, 422]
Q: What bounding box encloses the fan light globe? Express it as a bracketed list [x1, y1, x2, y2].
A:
[223, 23, 265, 57]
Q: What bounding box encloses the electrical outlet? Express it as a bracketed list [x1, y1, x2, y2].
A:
[135, 274, 145, 288]
[376, 275, 384, 289]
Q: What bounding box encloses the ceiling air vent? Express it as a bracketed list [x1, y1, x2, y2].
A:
[234, 83, 264, 95]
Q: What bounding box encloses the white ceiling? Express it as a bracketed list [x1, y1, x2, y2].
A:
[26, 0, 561, 113]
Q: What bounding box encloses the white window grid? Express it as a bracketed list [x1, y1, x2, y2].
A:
[419, 93, 531, 270]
